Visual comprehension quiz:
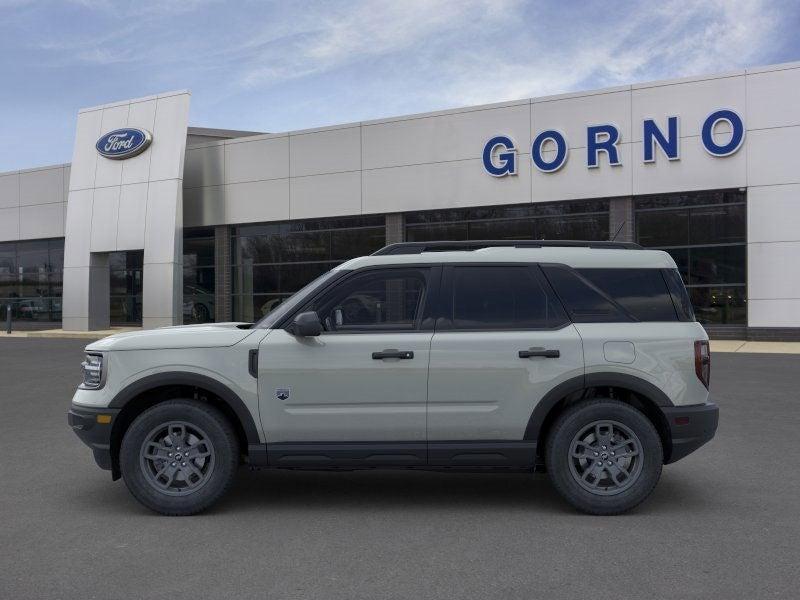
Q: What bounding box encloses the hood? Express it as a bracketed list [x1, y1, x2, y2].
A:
[86, 322, 256, 352]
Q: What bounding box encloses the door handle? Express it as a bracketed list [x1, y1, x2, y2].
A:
[372, 349, 414, 360]
[519, 347, 560, 359]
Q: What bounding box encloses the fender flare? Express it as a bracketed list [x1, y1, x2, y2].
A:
[108, 371, 261, 445]
[523, 372, 673, 441]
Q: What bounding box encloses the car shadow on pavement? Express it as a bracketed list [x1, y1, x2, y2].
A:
[67, 467, 709, 517]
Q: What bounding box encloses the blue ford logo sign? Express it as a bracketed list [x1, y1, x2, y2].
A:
[95, 128, 152, 160]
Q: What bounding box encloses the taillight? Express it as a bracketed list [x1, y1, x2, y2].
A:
[694, 340, 710, 389]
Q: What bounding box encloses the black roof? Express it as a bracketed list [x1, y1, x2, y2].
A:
[372, 240, 642, 256]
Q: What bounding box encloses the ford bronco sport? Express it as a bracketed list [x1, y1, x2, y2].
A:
[68, 240, 718, 515]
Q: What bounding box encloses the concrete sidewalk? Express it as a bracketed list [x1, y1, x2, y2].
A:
[709, 340, 800, 354]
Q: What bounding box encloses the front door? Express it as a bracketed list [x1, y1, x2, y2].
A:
[258, 266, 439, 467]
[426, 264, 584, 466]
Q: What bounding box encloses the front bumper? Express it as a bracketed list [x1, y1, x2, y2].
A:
[67, 405, 121, 471]
[662, 402, 719, 464]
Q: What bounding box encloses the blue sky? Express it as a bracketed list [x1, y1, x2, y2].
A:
[1, 0, 798, 171]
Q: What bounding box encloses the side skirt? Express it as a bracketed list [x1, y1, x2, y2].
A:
[248, 441, 537, 471]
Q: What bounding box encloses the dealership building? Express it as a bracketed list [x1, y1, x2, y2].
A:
[1, 61, 799, 339]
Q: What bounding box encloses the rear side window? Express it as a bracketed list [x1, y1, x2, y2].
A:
[447, 266, 568, 330]
[578, 268, 679, 322]
[542, 266, 631, 323]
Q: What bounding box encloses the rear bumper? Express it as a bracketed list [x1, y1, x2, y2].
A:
[662, 402, 719, 464]
[67, 405, 121, 471]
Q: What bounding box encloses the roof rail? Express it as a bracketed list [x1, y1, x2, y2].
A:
[372, 240, 642, 255]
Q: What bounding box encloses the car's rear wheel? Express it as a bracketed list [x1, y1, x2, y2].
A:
[120, 400, 239, 515]
[546, 399, 663, 515]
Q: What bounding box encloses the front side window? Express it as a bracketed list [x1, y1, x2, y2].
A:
[308, 269, 427, 332]
[447, 266, 567, 330]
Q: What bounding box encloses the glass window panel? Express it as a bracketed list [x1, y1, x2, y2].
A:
[537, 215, 609, 241]
[578, 268, 677, 321]
[689, 246, 746, 285]
[689, 204, 746, 245]
[0, 243, 16, 274]
[330, 228, 385, 260]
[636, 210, 688, 247]
[282, 231, 330, 262]
[542, 266, 629, 323]
[310, 271, 426, 331]
[183, 292, 214, 323]
[689, 286, 746, 325]
[17, 249, 49, 273]
[183, 266, 215, 293]
[235, 234, 284, 264]
[232, 264, 278, 295]
[405, 209, 468, 224]
[183, 237, 215, 267]
[450, 266, 567, 329]
[279, 262, 336, 294]
[406, 223, 469, 242]
[663, 248, 689, 280]
[110, 294, 142, 325]
[0, 274, 18, 297]
[468, 219, 534, 240]
[635, 189, 745, 210]
[233, 294, 291, 323]
[48, 246, 64, 271]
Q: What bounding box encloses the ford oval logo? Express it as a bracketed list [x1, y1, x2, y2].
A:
[95, 128, 152, 160]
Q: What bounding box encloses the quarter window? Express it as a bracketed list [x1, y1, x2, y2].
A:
[578, 269, 678, 322]
[448, 266, 567, 330]
[542, 266, 630, 323]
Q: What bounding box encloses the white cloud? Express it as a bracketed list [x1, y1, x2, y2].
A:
[236, 0, 517, 88]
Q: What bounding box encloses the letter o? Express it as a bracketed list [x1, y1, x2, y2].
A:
[701, 109, 745, 157]
[531, 130, 568, 173]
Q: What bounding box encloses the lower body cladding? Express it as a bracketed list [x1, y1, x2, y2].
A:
[68, 402, 719, 473]
[250, 402, 719, 470]
[67, 405, 121, 472]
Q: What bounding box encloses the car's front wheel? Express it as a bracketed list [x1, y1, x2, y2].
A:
[546, 399, 663, 515]
[120, 400, 239, 515]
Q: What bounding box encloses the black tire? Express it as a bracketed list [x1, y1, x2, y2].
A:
[546, 399, 663, 515]
[120, 400, 239, 516]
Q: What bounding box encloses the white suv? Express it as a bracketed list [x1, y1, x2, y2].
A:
[68, 241, 718, 516]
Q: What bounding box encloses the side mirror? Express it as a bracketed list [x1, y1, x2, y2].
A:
[288, 311, 322, 337]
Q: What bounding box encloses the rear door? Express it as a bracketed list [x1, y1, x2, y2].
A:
[426, 264, 584, 466]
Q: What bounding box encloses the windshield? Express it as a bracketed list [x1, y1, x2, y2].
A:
[254, 269, 342, 329]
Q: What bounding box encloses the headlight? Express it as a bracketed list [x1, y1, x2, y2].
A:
[81, 354, 104, 389]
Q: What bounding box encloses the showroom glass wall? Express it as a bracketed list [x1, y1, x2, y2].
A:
[0, 238, 64, 326]
[404, 200, 611, 242]
[109, 251, 144, 325]
[635, 189, 746, 325]
[230, 216, 386, 322]
[184, 228, 215, 324]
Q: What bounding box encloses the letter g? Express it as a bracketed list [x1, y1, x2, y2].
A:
[483, 136, 517, 176]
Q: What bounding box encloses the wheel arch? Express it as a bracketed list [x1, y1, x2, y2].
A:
[526, 373, 674, 464]
[108, 372, 261, 479]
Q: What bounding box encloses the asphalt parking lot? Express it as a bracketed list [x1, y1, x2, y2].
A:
[0, 338, 798, 599]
